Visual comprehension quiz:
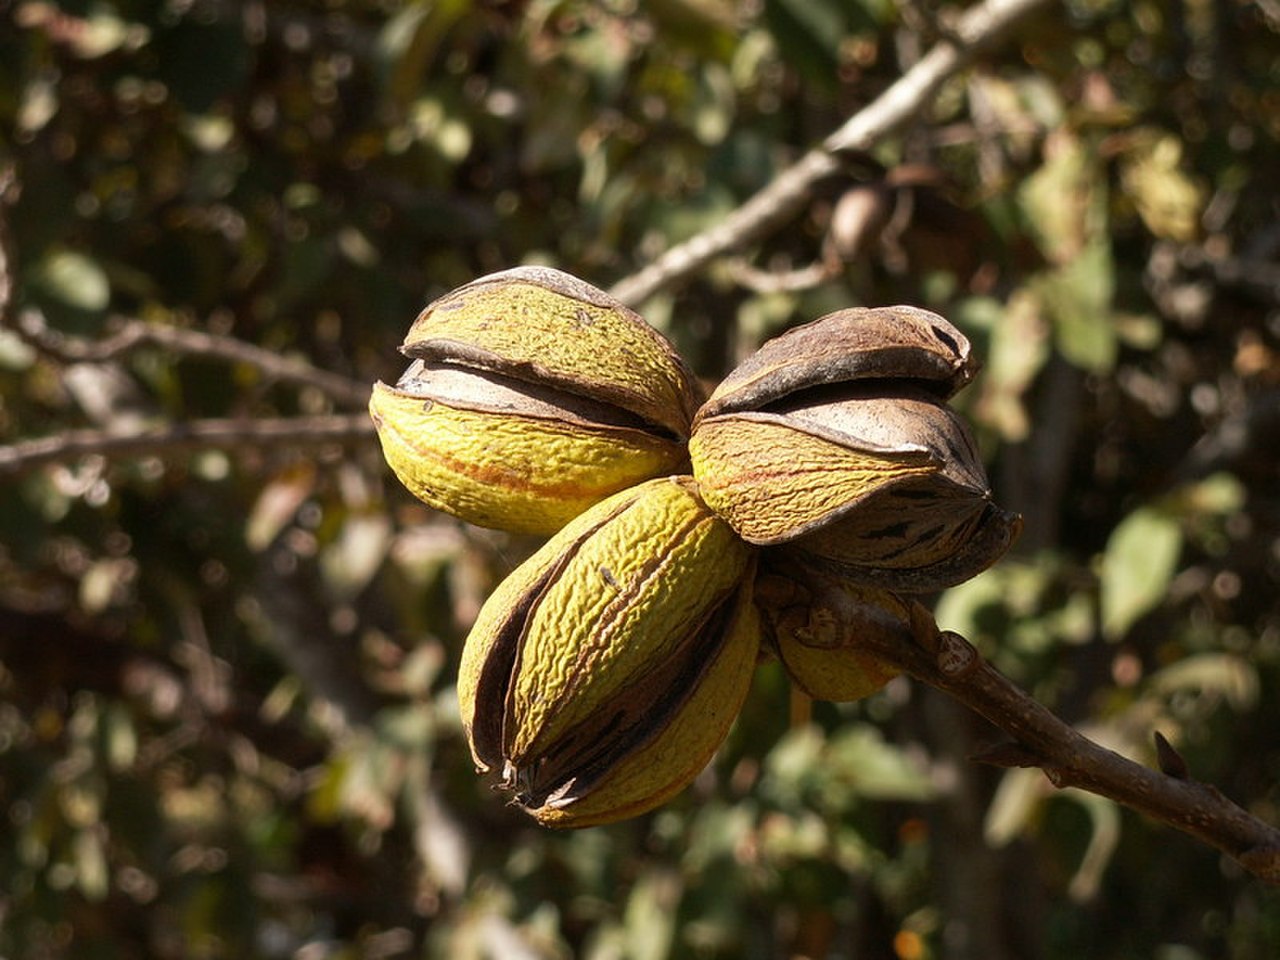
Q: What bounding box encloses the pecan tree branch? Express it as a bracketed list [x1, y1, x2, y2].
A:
[14, 309, 373, 409]
[0, 165, 17, 328]
[853, 602, 1280, 884]
[1, 166, 368, 410]
[608, 0, 1056, 307]
[0, 413, 377, 479]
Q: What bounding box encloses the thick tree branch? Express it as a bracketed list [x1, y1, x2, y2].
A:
[608, 0, 1055, 307]
[0, 413, 376, 478]
[847, 597, 1280, 884]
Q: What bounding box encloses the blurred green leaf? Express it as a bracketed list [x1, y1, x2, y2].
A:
[1065, 791, 1121, 903]
[320, 510, 393, 601]
[1100, 505, 1182, 640]
[1171, 472, 1245, 516]
[827, 725, 935, 802]
[762, 724, 935, 810]
[985, 767, 1045, 848]
[245, 462, 317, 552]
[764, 0, 879, 85]
[30, 248, 110, 312]
[1037, 239, 1118, 373]
[1121, 132, 1206, 243]
[378, 0, 470, 110]
[969, 289, 1052, 441]
[1019, 131, 1092, 264]
[623, 868, 681, 960]
[1149, 654, 1260, 713]
[72, 828, 109, 901]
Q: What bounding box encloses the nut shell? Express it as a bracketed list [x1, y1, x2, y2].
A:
[696, 305, 974, 423]
[691, 307, 1018, 591]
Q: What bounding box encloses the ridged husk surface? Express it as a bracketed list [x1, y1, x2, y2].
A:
[457, 477, 760, 828]
[371, 267, 700, 534]
[691, 307, 1019, 592]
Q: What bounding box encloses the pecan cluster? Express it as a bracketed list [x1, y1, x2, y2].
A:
[370, 267, 1020, 827]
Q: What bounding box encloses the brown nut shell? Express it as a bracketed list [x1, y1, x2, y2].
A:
[692, 387, 1019, 592]
[696, 305, 975, 423]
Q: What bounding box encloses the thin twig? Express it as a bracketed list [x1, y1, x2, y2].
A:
[0, 413, 377, 479]
[14, 309, 373, 409]
[724, 257, 840, 294]
[0, 165, 377, 473]
[1, 165, 368, 410]
[850, 599, 1280, 884]
[608, 0, 1055, 307]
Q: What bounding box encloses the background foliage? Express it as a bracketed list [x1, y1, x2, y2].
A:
[2, 1, 1279, 958]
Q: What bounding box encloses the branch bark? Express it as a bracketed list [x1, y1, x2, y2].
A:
[1, 164, 377, 475]
[848, 598, 1280, 884]
[608, 0, 1056, 307]
[13, 309, 373, 409]
[0, 413, 376, 478]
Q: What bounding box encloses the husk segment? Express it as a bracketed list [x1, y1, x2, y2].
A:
[372, 267, 701, 534]
[691, 309, 1019, 592]
[696, 305, 975, 422]
[689, 407, 940, 544]
[370, 368, 686, 534]
[457, 477, 759, 828]
[755, 565, 906, 702]
[403, 266, 702, 438]
[531, 577, 758, 827]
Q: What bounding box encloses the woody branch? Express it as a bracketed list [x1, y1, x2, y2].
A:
[847, 598, 1280, 885]
[608, 0, 1056, 307]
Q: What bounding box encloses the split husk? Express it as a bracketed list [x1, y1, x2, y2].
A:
[457, 477, 760, 828]
[691, 306, 1020, 592]
[371, 267, 700, 534]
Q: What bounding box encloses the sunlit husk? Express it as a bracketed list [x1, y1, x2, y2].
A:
[532, 577, 759, 827]
[370, 373, 686, 535]
[372, 267, 701, 534]
[403, 266, 701, 437]
[696, 305, 975, 422]
[689, 408, 939, 544]
[457, 477, 760, 828]
[691, 306, 1018, 592]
